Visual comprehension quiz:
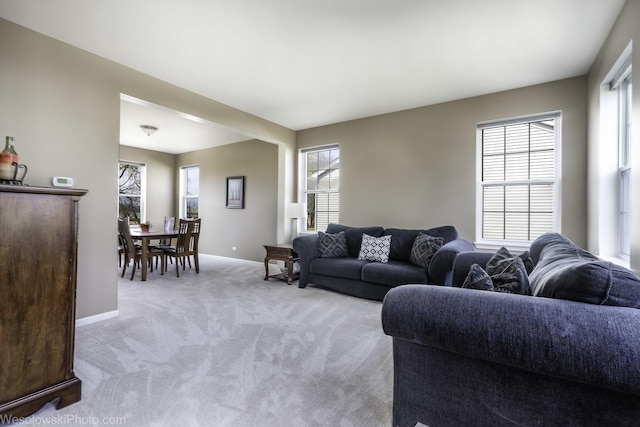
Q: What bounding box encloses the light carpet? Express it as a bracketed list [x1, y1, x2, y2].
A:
[17, 255, 393, 426]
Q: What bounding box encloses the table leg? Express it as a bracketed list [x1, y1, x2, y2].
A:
[264, 257, 270, 280]
[141, 237, 148, 281]
[286, 257, 293, 285]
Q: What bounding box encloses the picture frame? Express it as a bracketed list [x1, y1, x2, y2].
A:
[226, 176, 245, 209]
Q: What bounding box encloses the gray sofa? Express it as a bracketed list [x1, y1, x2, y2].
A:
[292, 224, 473, 300]
[382, 232, 640, 426]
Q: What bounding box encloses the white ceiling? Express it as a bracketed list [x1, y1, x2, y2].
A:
[120, 95, 250, 154]
[0, 0, 627, 153]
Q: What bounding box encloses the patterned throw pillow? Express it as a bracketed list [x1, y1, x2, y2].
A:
[462, 264, 494, 291]
[409, 233, 444, 269]
[462, 247, 532, 295]
[358, 233, 392, 263]
[318, 231, 348, 258]
[488, 246, 534, 275]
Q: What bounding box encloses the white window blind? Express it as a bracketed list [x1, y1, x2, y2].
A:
[478, 113, 560, 244]
[302, 145, 339, 232]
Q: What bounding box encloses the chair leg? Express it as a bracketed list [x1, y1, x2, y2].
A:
[130, 258, 137, 280]
[175, 256, 180, 277]
[194, 254, 199, 273]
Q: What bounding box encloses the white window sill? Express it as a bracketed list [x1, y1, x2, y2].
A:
[598, 254, 630, 269]
[473, 241, 532, 254]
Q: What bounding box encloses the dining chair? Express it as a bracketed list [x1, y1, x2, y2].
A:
[163, 218, 201, 277]
[186, 217, 201, 273]
[156, 216, 176, 267]
[118, 218, 165, 280]
[118, 234, 125, 268]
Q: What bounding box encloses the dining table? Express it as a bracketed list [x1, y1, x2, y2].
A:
[129, 228, 180, 281]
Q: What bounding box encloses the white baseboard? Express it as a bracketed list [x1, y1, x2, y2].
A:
[76, 310, 119, 327]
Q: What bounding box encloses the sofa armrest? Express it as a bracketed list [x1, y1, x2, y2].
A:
[427, 238, 474, 285]
[382, 285, 640, 396]
[450, 250, 495, 287]
[292, 233, 319, 288]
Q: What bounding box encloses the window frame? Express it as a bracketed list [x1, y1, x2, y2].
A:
[475, 112, 562, 250]
[299, 144, 340, 233]
[118, 161, 147, 226]
[180, 165, 199, 219]
[614, 62, 632, 257]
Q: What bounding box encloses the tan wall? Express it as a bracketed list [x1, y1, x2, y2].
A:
[297, 77, 588, 247]
[587, 0, 640, 272]
[0, 18, 294, 320]
[177, 140, 279, 262]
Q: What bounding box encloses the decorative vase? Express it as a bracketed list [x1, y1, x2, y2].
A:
[0, 136, 18, 181]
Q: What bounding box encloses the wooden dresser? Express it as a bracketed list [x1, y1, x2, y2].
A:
[0, 185, 87, 418]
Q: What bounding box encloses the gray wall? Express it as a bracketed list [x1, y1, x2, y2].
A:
[3, 0, 635, 320]
[297, 77, 588, 247]
[0, 18, 294, 320]
[178, 139, 279, 262]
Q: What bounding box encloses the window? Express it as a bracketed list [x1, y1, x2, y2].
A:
[301, 145, 339, 232]
[181, 165, 199, 218]
[613, 58, 632, 256]
[118, 161, 146, 224]
[477, 113, 560, 247]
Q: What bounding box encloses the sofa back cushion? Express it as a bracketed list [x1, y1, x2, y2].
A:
[383, 229, 424, 261]
[383, 226, 458, 262]
[423, 225, 458, 244]
[326, 224, 384, 258]
[529, 233, 640, 308]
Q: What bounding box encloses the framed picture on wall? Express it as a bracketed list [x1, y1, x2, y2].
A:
[226, 176, 245, 209]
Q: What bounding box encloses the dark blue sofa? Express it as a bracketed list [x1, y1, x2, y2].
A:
[292, 224, 473, 300]
[382, 233, 640, 426]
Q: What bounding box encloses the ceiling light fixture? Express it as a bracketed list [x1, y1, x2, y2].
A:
[140, 125, 158, 136]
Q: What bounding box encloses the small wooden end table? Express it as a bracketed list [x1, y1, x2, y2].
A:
[263, 243, 299, 285]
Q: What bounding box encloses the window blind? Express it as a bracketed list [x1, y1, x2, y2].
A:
[302, 145, 340, 232]
[479, 115, 558, 242]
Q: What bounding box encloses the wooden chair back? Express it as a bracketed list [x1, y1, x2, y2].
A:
[174, 219, 195, 254]
[186, 218, 201, 254]
[117, 218, 136, 264]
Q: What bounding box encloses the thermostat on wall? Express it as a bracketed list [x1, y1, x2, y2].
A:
[52, 177, 74, 187]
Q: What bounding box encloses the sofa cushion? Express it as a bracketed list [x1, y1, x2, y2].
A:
[381, 226, 458, 262]
[410, 233, 444, 269]
[487, 255, 531, 295]
[462, 264, 494, 291]
[361, 260, 428, 287]
[309, 257, 370, 281]
[423, 225, 458, 244]
[318, 231, 348, 258]
[383, 228, 425, 261]
[462, 256, 531, 295]
[530, 232, 640, 308]
[326, 224, 384, 257]
[487, 247, 534, 275]
[358, 234, 392, 263]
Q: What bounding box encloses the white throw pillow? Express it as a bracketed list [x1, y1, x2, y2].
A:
[358, 233, 392, 263]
